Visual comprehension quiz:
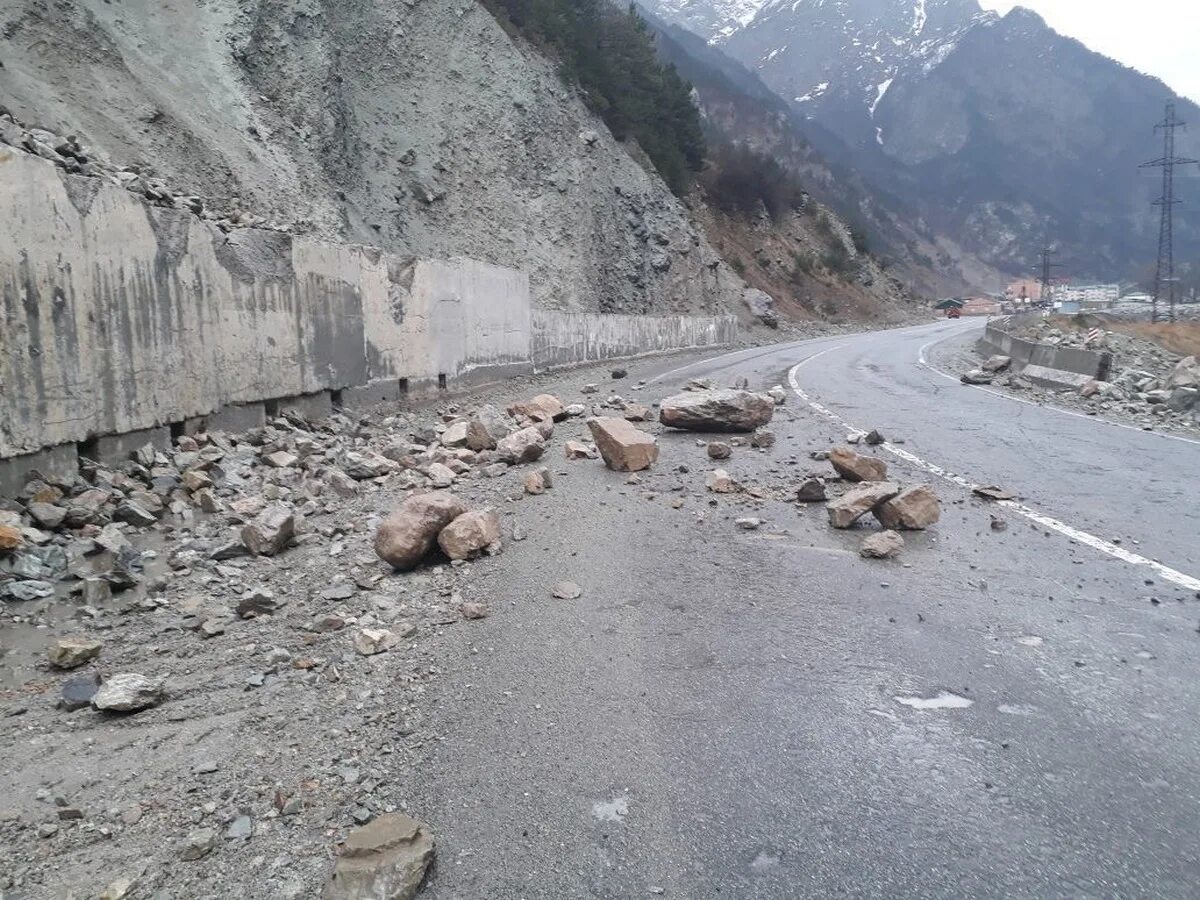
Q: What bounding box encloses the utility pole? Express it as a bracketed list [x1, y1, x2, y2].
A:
[1140, 100, 1198, 323]
[1036, 245, 1061, 308]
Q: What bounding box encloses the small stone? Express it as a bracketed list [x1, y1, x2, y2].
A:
[48, 637, 103, 670]
[180, 827, 217, 861]
[226, 815, 253, 841]
[611, 368, 628, 379]
[707, 442, 732, 460]
[99, 877, 138, 900]
[860, 530, 904, 559]
[990, 515, 1008, 532]
[59, 673, 102, 711]
[460, 601, 489, 620]
[864, 429, 885, 446]
[264, 450, 298, 468]
[237, 589, 285, 618]
[324, 813, 434, 900]
[354, 628, 399, 656]
[795, 477, 827, 502]
[92, 673, 165, 713]
[564, 440, 597, 460]
[523, 468, 551, 495]
[735, 517, 763, 530]
[828, 446, 888, 482]
[552, 581, 582, 600]
[767, 385, 787, 404]
[438, 509, 502, 560]
[706, 469, 737, 494]
[241, 503, 296, 556]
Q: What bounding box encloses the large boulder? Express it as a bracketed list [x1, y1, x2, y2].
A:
[1167, 356, 1199, 389]
[48, 637, 103, 670]
[874, 485, 941, 530]
[828, 446, 888, 482]
[981, 355, 1012, 373]
[375, 494, 470, 570]
[587, 417, 659, 472]
[659, 390, 775, 433]
[465, 405, 513, 452]
[826, 482, 900, 529]
[437, 509, 502, 560]
[742, 288, 779, 329]
[323, 814, 434, 900]
[494, 427, 546, 464]
[0, 524, 22, 553]
[509, 394, 566, 422]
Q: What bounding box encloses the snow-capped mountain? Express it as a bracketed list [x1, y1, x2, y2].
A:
[640, 0, 1200, 278]
[648, 0, 770, 42]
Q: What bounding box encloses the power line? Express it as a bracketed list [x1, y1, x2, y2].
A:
[1140, 100, 1198, 324]
[1035, 245, 1061, 306]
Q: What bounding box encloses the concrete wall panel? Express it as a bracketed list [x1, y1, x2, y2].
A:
[1, 148, 736, 469]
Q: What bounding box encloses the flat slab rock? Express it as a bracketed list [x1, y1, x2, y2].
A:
[658, 389, 775, 433]
[827, 482, 900, 529]
[324, 813, 434, 900]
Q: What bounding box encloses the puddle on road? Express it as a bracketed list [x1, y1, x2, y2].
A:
[894, 691, 974, 711]
[592, 796, 629, 823]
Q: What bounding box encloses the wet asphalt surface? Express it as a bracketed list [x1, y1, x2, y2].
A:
[409, 319, 1200, 898]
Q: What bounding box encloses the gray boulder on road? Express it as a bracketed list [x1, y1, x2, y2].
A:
[659, 389, 775, 433]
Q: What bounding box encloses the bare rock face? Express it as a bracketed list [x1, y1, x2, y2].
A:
[659, 390, 775, 433]
[48, 637, 103, 670]
[860, 530, 904, 559]
[437, 509, 502, 560]
[323, 813, 434, 900]
[495, 427, 546, 464]
[586, 417, 659, 472]
[826, 482, 900, 529]
[375, 494, 471, 570]
[828, 446, 888, 483]
[92, 673, 165, 712]
[241, 504, 296, 556]
[874, 485, 941, 530]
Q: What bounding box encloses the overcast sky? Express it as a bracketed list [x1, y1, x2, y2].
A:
[980, 1, 1200, 103]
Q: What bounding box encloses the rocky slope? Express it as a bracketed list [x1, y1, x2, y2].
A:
[0, 0, 742, 315]
[644, 0, 1200, 281]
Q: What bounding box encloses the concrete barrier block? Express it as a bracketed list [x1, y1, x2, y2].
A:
[0, 445, 80, 496]
[273, 391, 334, 423]
[182, 402, 267, 436]
[87, 427, 172, 467]
[339, 381, 402, 410]
[1020, 364, 1094, 391]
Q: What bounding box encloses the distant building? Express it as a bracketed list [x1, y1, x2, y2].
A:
[1055, 283, 1119, 309]
[1004, 278, 1042, 307]
[961, 296, 1002, 316]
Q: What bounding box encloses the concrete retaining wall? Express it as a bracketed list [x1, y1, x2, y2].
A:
[979, 315, 1112, 381]
[0, 147, 735, 487]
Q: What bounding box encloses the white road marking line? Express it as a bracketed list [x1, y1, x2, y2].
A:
[787, 357, 1200, 592]
[917, 336, 1200, 448]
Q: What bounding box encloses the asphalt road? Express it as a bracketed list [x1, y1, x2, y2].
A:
[411, 319, 1200, 899]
